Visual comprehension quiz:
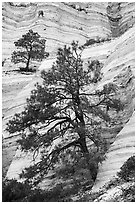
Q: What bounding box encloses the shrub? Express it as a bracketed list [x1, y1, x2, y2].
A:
[55, 146, 106, 183]
[84, 37, 111, 47]
[25, 187, 61, 202]
[19, 67, 36, 72]
[2, 178, 80, 202]
[117, 155, 135, 181]
[88, 60, 103, 83]
[2, 179, 31, 202]
[26, 182, 80, 202]
[2, 59, 6, 67]
[17, 3, 27, 7]
[84, 39, 98, 46]
[70, 4, 76, 9]
[8, 2, 14, 6]
[2, 178, 62, 202]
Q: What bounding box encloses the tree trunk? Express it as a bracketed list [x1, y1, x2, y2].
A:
[25, 55, 31, 71]
[80, 136, 97, 181]
[73, 93, 98, 181]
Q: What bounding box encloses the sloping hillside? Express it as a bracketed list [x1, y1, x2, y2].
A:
[2, 2, 135, 198]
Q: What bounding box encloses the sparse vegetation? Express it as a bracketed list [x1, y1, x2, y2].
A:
[84, 37, 111, 47]
[66, 4, 87, 13]
[2, 58, 6, 67]
[8, 2, 37, 7]
[8, 2, 14, 6]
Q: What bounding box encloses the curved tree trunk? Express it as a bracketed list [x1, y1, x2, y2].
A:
[25, 55, 31, 71]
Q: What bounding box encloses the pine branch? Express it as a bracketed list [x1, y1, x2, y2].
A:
[20, 138, 80, 182]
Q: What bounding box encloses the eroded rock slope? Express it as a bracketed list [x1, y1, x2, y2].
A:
[2, 2, 135, 192]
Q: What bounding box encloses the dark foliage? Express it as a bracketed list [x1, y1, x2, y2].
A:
[117, 155, 135, 181]
[84, 37, 111, 47]
[8, 2, 14, 6]
[11, 29, 49, 71]
[2, 179, 31, 202]
[2, 178, 81, 202]
[2, 59, 6, 67]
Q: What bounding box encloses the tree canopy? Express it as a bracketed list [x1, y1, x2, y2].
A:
[7, 41, 124, 184]
[11, 29, 49, 71]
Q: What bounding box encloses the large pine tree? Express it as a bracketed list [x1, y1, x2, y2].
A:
[7, 41, 123, 184]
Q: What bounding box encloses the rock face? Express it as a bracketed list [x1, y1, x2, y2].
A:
[92, 112, 135, 192]
[107, 2, 135, 37]
[2, 2, 111, 60]
[2, 2, 135, 192]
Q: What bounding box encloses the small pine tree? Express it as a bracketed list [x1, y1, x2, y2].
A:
[7, 41, 124, 184]
[11, 29, 49, 71]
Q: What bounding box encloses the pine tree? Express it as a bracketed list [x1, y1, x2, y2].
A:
[11, 30, 49, 71]
[7, 41, 124, 184]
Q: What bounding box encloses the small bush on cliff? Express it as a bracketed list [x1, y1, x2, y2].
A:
[7, 41, 123, 186]
[117, 155, 135, 181]
[84, 37, 111, 47]
[11, 29, 49, 72]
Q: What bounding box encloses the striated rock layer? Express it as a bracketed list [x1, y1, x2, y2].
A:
[92, 112, 135, 192]
[2, 2, 134, 60]
[2, 2, 135, 192]
[2, 2, 111, 59]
